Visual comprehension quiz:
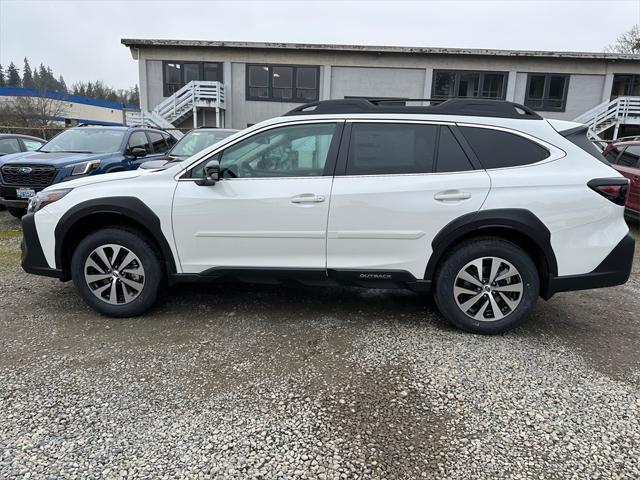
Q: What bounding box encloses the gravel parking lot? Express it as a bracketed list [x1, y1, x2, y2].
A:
[1, 213, 639, 479]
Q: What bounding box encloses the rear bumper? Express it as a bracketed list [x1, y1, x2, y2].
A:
[20, 213, 64, 279]
[543, 233, 635, 299]
[625, 207, 640, 223]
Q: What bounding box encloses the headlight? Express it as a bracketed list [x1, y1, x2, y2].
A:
[69, 160, 101, 176]
[27, 189, 72, 214]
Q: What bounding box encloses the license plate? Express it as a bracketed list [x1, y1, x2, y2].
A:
[16, 188, 36, 199]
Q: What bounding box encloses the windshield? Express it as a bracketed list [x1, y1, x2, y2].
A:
[170, 130, 235, 157]
[40, 128, 125, 154]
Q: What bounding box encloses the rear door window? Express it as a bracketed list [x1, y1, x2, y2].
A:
[459, 126, 549, 169]
[346, 123, 437, 175]
[148, 131, 168, 153]
[22, 139, 44, 151]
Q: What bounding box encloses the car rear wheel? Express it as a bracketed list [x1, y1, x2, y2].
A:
[433, 238, 539, 334]
[71, 227, 162, 317]
[7, 207, 26, 218]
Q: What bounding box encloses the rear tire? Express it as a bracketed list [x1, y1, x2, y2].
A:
[8, 207, 26, 218]
[433, 237, 539, 334]
[71, 227, 163, 317]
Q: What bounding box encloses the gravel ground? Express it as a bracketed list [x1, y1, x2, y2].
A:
[1, 212, 639, 479]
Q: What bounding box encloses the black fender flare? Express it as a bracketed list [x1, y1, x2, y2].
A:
[424, 208, 558, 287]
[54, 196, 177, 275]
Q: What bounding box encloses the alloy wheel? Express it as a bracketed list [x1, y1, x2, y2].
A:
[453, 256, 524, 321]
[84, 244, 145, 305]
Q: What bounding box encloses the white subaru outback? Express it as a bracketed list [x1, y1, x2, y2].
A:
[20, 99, 635, 334]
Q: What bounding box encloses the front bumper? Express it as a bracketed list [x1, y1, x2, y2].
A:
[0, 197, 28, 209]
[542, 233, 635, 298]
[21, 213, 64, 279]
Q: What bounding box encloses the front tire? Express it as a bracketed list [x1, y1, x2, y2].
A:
[71, 227, 162, 317]
[433, 238, 539, 334]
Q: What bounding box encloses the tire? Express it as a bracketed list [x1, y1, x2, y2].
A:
[70, 227, 163, 317]
[433, 237, 539, 334]
[8, 207, 26, 218]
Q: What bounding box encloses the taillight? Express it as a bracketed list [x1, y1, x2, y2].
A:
[587, 178, 629, 206]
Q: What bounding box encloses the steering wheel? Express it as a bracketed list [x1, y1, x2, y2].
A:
[238, 160, 255, 177]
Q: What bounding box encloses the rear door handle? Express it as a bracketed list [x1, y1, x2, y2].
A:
[434, 190, 472, 201]
[291, 194, 325, 204]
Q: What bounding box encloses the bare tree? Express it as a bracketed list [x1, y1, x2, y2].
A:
[605, 25, 640, 54]
[0, 91, 67, 138]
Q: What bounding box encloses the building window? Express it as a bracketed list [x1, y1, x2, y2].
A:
[524, 74, 569, 111]
[432, 70, 507, 100]
[162, 61, 223, 97]
[246, 64, 319, 102]
[611, 74, 640, 99]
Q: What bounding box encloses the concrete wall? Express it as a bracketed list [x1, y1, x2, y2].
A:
[329, 66, 426, 99]
[134, 46, 640, 128]
[146, 60, 164, 112]
[513, 73, 607, 120]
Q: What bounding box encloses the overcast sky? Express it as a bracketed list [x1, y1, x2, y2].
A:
[1, 0, 639, 90]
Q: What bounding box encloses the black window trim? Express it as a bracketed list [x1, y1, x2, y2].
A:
[431, 69, 509, 101]
[524, 73, 570, 112]
[246, 63, 320, 103]
[610, 73, 640, 100]
[162, 60, 223, 97]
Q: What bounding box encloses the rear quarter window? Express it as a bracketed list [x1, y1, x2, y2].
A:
[459, 126, 549, 169]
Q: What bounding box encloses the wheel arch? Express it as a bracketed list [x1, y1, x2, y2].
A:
[425, 209, 558, 298]
[54, 197, 177, 281]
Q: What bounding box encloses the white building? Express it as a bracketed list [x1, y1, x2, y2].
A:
[122, 39, 640, 139]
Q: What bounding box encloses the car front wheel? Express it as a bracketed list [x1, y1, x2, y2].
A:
[71, 227, 162, 317]
[433, 238, 540, 334]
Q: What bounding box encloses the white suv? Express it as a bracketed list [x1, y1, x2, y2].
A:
[20, 99, 635, 334]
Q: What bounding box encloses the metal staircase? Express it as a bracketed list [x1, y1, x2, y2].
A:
[126, 80, 226, 137]
[573, 96, 640, 141]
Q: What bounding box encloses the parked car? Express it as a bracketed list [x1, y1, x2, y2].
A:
[159, 128, 239, 162]
[0, 126, 176, 218]
[20, 99, 635, 334]
[0, 133, 46, 155]
[602, 140, 640, 221]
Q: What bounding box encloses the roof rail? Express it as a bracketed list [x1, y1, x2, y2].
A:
[284, 98, 543, 120]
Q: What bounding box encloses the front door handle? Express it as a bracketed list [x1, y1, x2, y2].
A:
[291, 194, 325, 204]
[434, 190, 472, 201]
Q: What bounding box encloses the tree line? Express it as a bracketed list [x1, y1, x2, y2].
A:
[0, 58, 139, 106]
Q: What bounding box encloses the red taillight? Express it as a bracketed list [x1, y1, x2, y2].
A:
[588, 178, 629, 206]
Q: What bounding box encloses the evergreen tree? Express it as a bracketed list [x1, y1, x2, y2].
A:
[0, 64, 5, 87]
[32, 70, 40, 88]
[38, 64, 49, 89]
[22, 57, 34, 88]
[6, 62, 21, 87]
[58, 75, 67, 93]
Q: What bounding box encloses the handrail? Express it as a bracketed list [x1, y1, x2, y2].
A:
[573, 96, 640, 140]
[151, 80, 225, 126]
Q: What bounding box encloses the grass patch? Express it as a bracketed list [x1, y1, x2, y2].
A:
[0, 228, 22, 240]
[0, 243, 21, 268]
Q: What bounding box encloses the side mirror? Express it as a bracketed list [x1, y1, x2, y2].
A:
[130, 147, 147, 158]
[196, 159, 220, 186]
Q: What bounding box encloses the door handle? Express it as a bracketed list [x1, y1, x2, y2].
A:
[434, 190, 472, 201]
[291, 194, 325, 204]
